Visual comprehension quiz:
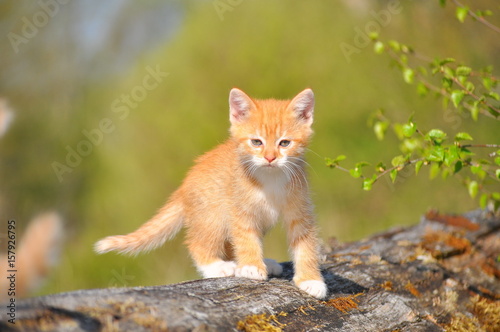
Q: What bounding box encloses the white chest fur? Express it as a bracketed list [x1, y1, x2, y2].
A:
[252, 167, 289, 225]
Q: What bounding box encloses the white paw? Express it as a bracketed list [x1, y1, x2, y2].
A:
[198, 261, 237, 278]
[264, 258, 283, 276]
[297, 280, 328, 299]
[235, 265, 267, 280]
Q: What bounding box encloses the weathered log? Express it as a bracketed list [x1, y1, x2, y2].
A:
[1, 209, 499, 331]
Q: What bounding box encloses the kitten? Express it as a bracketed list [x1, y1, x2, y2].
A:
[95, 88, 327, 299]
[0, 212, 63, 301]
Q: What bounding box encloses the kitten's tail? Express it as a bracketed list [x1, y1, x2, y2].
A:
[94, 195, 184, 255]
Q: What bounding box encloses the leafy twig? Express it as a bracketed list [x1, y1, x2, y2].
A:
[450, 0, 500, 35]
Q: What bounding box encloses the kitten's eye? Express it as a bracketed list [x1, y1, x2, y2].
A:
[279, 140, 291, 147]
[250, 139, 263, 147]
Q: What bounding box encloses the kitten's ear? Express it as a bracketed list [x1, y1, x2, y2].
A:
[229, 88, 255, 124]
[289, 88, 314, 125]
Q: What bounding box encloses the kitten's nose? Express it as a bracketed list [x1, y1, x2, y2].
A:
[264, 155, 276, 163]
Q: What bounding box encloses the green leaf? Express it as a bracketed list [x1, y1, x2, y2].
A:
[443, 67, 455, 79]
[417, 66, 428, 76]
[471, 165, 486, 179]
[356, 161, 370, 168]
[390, 169, 398, 183]
[456, 66, 472, 76]
[468, 180, 478, 198]
[415, 160, 424, 175]
[333, 155, 347, 163]
[369, 32, 379, 40]
[457, 75, 467, 86]
[442, 77, 453, 89]
[488, 106, 499, 117]
[494, 157, 500, 166]
[454, 160, 463, 174]
[456, 6, 469, 23]
[429, 163, 441, 179]
[417, 82, 429, 97]
[363, 175, 377, 191]
[399, 54, 408, 66]
[442, 95, 450, 109]
[376, 162, 387, 173]
[350, 168, 362, 178]
[391, 155, 406, 167]
[464, 82, 475, 93]
[374, 41, 385, 54]
[439, 58, 456, 66]
[454, 132, 473, 141]
[476, 10, 493, 17]
[401, 138, 421, 153]
[444, 146, 459, 166]
[374, 121, 389, 141]
[388, 40, 401, 52]
[470, 165, 481, 174]
[451, 90, 465, 108]
[486, 91, 500, 101]
[400, 44, 411, 54]
[427, 146, 445, 162]
[441, 168, 450, 180]
[482, 77, 493, 91]
[326, 155, 346, 167]
[408, 113, 415, 124]
[439, 0, 446, 7]
[449, 145, 460, 160]
[459, 147, 474, 157]
[393, 123, 405, 140]
[477, 159, 491, 165]
[402, 122, 416, 137]
[470, 102, 479, 121]
[350, 162, 370, 178]
[426, 129, 447, 142]
[496, 168, 500, 180]
[403, 68, 415, 84]
[482, 65, 494, 75]
[431, 64, 440, 75]
[479, 193, 489, 209]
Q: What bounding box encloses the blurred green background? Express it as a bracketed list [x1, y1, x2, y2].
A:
[1, 0, 498, 297]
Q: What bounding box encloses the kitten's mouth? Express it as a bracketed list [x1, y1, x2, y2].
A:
[263, 163, 279, 169]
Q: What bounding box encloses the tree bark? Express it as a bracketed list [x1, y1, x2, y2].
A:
[2, 209, 499, 331]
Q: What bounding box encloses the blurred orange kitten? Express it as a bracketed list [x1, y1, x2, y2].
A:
[95, 88, 327, 298]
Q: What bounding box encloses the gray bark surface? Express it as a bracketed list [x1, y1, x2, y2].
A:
[2, 209, 499, 331]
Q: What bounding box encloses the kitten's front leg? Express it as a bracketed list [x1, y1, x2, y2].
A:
[230, 217, 267, 280]
[286, 216, 327, 299]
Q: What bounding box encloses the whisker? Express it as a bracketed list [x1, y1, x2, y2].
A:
[288, 156, 318, 179]
[306, 148, 324, 160]
[282, 161, 306, 193]
[282, 164, 296, 192]
[240, 159, 258, 179]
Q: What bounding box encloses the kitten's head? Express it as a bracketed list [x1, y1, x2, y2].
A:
[228, 88, 314, 173]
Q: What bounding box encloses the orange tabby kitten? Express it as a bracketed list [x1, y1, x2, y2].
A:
[95, 88, 327, 298]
